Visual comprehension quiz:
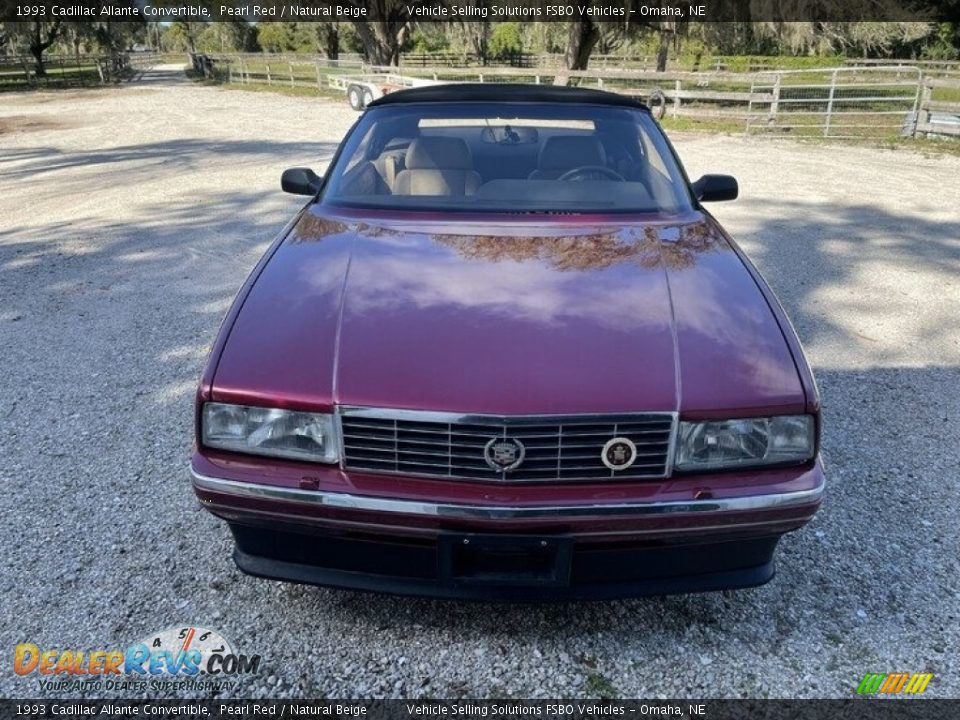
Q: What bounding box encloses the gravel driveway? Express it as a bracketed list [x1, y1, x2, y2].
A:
[1, 65, 958, 699]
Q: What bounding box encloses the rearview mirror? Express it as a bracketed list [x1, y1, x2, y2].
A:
[281, 167, 323, 196]
[691, 174, 738, 203]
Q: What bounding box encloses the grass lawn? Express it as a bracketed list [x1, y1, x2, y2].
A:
[0, 59, 137, 92]
[186, 67, 342, 101]
[0, 65, 99, 91]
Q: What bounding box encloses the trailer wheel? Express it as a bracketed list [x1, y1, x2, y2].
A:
[362, 87, 375, 108]
[647, 89, 667, 120]
[347, 85, 364, 111]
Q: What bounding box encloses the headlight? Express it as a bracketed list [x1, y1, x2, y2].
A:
[675, 415, 815, 471]
[201, 402, 339, 463]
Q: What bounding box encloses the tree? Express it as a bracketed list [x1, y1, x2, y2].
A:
[921, 22, 960, 59]
[749, 21, 933, 57]
[315, 23, 340, 59]
[564, 15, 600, 70]
[562, 3, 672, 72]
[653, 24, 674, 72]
[489, 22, 523, 61]
[18, 21, 63, 76]
[257, 23, 301, 53]
[195, 20, 257, 53]
[352, 17, 411, 65]
[410, 23, 450, 54]
[62, 22, 95, 64]
[563, 11, 633, 71]
[312, 0, 413, 66]
[169, 21, 206, 54]
[460, 1, 491, 64]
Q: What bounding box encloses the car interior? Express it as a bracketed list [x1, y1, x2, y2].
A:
[327, 115, 686, 212]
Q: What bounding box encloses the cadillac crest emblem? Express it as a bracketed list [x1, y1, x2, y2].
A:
[602, 437, 638, 471]
[484, 437, 525, 472]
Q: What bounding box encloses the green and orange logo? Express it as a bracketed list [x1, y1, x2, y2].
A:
[857, 672, 933, 695]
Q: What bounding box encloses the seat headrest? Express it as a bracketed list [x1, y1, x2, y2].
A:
[537, 135, 606, 170]
[405, 136, 473, 170]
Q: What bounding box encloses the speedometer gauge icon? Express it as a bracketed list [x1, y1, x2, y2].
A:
[137, 626, 234, 673]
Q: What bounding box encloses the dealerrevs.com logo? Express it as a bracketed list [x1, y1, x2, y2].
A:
[14, 626, 262, 693]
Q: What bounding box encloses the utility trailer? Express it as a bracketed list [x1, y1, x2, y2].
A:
[329, 72, 446, 110]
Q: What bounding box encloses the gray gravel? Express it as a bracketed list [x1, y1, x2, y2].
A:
[1, 65, 958, 699]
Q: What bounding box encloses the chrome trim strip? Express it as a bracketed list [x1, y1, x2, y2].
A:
[192, 470, 823, 521]
[339, 406, 679, 424]
[664, 410, 679, 477]
[200, 501, 817, 537]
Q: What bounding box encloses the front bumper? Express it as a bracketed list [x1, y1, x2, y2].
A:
[191, 459, 824, 600]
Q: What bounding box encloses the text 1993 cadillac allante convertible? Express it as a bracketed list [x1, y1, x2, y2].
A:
[191, 85, 823, 600]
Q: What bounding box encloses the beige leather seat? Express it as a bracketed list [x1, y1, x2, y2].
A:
[393, 137, 482, 196]
[529, 136, 606, 180]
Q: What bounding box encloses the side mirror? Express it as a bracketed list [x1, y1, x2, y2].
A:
[281, 167, 323, 196]
[691, 174, 738, 203]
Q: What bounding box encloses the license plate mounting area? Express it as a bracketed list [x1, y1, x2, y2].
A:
[438, 534, 572, 587]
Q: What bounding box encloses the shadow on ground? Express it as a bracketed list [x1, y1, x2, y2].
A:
[0, 138, 338, 184]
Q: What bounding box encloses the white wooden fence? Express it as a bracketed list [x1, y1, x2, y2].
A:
[203, 54, 960, 140]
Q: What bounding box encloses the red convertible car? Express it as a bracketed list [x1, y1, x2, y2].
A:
[192, 85, 823, 600]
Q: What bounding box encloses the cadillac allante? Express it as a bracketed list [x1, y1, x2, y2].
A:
[192, 85, 823, 600]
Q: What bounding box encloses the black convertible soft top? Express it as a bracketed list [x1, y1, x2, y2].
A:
[366, 83, 652, 112]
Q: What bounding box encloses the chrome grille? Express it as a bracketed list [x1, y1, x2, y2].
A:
[339, 408, 676, 482]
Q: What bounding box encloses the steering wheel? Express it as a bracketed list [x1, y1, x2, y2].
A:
[558, 165, 625, 182]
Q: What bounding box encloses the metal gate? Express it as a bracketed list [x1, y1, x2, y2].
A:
[746, 66, 922, 139]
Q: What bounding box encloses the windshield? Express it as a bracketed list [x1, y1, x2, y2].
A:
[321, 102, 693, 214]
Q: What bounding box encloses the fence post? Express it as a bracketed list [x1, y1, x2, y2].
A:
[289, 62, 294, 87]
[824, 69, 837, 137]
[266, 63, 271, 85]
[767, 74, 781, 127]
[673, 79, 681, 119]
[916, 78, 932, 138]
[77, 57, 84, 87]
[228, 63, 233, 83]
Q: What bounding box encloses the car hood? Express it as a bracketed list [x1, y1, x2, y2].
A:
[212, 207, 805, 415]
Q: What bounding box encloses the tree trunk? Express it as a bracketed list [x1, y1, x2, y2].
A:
[30, 46, 46, 77]
[471, 21, 490, 67]
[655, 29, 670, 72]
[352, 20, 408, 67]
[321, 25, 339, 60]
[565, 17, 600, 71]
[29, 21, 61, 77]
